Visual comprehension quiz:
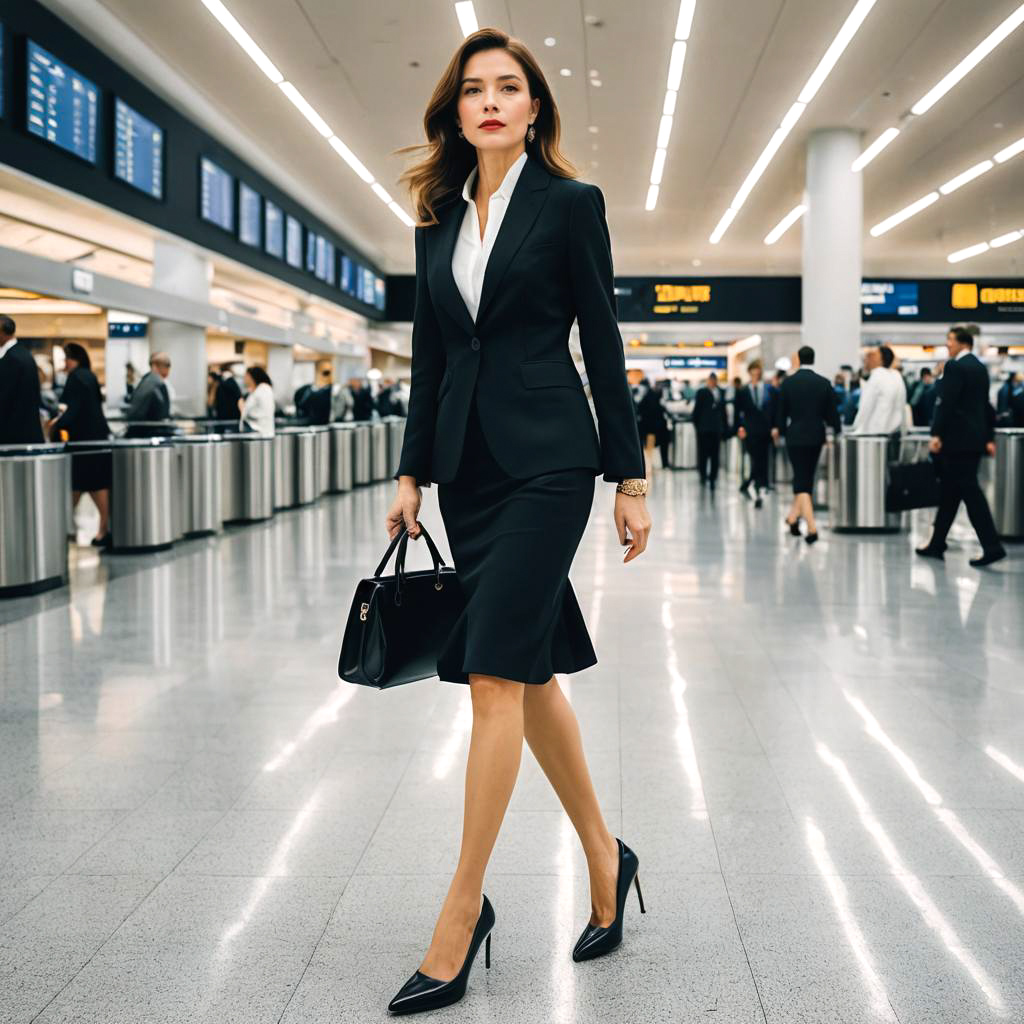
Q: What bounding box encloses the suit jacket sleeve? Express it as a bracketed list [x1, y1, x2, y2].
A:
[931, 361, 961, 439]
[825, 380, 841, 434]
[568, 185, 645, 482]
[53, 372, 85, 436]
[775, 383, 788, 434]
[395, 225, 445, 486]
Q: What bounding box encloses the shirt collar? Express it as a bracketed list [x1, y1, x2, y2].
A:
[0, 337, 17, 359]
[462, 150, 529, 204]
[954, 348, 970, 360]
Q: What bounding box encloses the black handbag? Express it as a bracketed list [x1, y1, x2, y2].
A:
[338, 525, 464, 689]
[886, 458, 941, 512]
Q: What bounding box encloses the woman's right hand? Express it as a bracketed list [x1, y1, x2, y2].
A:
[386, 478, 422, 540]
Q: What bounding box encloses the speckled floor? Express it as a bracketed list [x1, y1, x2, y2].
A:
[1, 467, 1021, 1023]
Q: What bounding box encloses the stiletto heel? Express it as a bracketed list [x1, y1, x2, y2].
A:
[387, 895, 495, 1015]
[633, 873, 646, 914]
[572, 838, 645, 962]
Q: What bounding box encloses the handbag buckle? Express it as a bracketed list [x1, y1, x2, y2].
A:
[435, 581, 443, 591]
[359, 602, 369, 621]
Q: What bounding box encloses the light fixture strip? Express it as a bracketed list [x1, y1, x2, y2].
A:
[454, 2, 478, 37]
[851, 127, 900, 172]
[764, 204, 807, 245]
[200, 0, 283, 83]
[948, 229, 1024, 263]
[938, 160, 994, 195]
[709, 0, 878, 243]
[869, 192, 940, 237]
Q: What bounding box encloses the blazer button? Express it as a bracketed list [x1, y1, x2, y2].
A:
[470, 337, 481, 351]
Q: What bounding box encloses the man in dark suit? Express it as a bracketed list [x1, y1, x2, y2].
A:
[917, 327, 1005, 567]
[735, 358, 774, 508]
[0, 315, 44, 444]
[124, 352, 172, 436]
[212, 363, 242, 421]
[692, 373, 729, 490]
[772, 345, 840, 543]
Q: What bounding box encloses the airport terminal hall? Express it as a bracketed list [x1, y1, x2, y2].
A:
[4, 0, 1024, 1021]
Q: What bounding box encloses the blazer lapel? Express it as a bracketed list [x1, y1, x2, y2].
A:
[431, 196, 476, 338]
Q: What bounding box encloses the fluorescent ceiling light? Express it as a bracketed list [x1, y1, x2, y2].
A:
[657, 115, 674, 150]
[869, 192, 940, 236]
[798, 0, 878, 104]
[279, 82, 332, 137]
[852, 127, 900, 172]
[938, 159, 993, 195]
[371, 183, 393, 204]
[645, 184, 659, 212]
[201, 0, 283, 83]
[994, 136, 1024, 163]
[663, 91, 677, 116]
[948, 242, 991, 263]
[389, 202, 415, 228]
[675, 0, 697, 39]
[650, 148, 667, 186]
[990, 230, 1024, 248]
[667, 41, 688, 91]
[764, 204, 807, 245]
[454, 2, 478, 37]
[708, 0, 877, 243]
[913, 3, 1024, 116]
[328, 136, 374, 183]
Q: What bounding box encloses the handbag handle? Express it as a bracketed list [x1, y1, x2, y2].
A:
[394, 526, 449, 606]
[373, 524, 447, 578]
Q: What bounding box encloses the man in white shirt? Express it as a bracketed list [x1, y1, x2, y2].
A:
[852, 345, 906, 435]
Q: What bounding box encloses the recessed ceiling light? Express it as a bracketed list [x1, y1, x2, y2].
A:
[589, 69, 600, 77]
[559, 68, 572, 77]
[544, 37, 556, 46]
[454, 2, 478, 37]
[692, 258, 702, 267]
[592, 80, 602, 87]
[588, 125, 599, 134]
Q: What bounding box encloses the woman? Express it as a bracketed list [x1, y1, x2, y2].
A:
[384, 28, 651, 1016]
[636, 378, 669, 472]
[238, 366, 275, 436]
[48, 343, 112, 546]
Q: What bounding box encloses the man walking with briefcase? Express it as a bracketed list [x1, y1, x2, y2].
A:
[916, 327, 1006, 568]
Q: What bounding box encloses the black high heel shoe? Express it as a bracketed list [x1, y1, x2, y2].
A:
[786, 517, 801, 537]
[805, 531, 819, 545]
[387, 895, 495, 1016]
[572, 838, 646, 962]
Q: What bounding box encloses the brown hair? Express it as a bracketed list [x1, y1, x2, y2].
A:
[394, 28, 578, 227]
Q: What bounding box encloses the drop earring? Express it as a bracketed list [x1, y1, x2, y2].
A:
[526, 124, 536, 142]
[456, 123, 464, 138]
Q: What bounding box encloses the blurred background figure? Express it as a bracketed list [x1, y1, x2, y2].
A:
[636, 376, 669, 474]
[0, 315, 45, 444]
[124, 352, 172, 436]
[735, 358, 775, 509]
[852, 344, 906, 435]
[298, 368, 334, 425]
[773, 345, 840, 544]
[909, 367, 938, 427]
[210, 362, 243, 422]
[350, 378, 375, 421]
[996, 370, 1021, 426]
[47, 342, 112, 547]
[239, 366, 276, 436]
[692, 372, 729, 491]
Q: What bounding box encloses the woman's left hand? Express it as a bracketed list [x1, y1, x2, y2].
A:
[614, 493, 651, 563]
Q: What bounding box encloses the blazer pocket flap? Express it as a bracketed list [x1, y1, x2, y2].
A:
[521, 360, 583, 389]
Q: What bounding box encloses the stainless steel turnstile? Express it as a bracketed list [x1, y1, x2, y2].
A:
[670, 419, 696, 469]
[312, 426, 331, 497]
[384, 416, 405, 479]
[221, 434, 274, 523]
[176, 435, 225, 537]
[110, 438, 177, 551]
[273, 430, 297, 509]
[369, 421, 389, 482]
[982, 428, 1024, 539]
[0, 443, 70, 597]
[352, 423, 372, 485]
[293, 428, 319, 506]
[830, 433, 902, 532]
[329, 423, 356, 493]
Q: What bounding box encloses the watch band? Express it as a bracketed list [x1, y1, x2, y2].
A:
[615, 478, 648, 497]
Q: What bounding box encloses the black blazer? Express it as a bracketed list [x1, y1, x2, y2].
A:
[734, 383, 775, 437]
[775, 368, 841, 447]
[931, 353, 995, 453]
[53, 367, 110, 441]
[691, 386, 729, 435]
[0, 341, 44, 444]
[396, 154, 644, 485]
[213, 374, 242, 421]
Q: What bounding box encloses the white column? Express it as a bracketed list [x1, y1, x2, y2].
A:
[150, 239, 211, 416]
[802, 129, 862, 376]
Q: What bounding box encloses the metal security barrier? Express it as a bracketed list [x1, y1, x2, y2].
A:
[670, 418, 696, 469]
[982, 428, 1024, 540]
[221, 434, 274, 523]
[329, 423, 356, 493]
[721, 434, 743, 478]
[176, 436, 224, 538]
[830, 433, 902, 533]
[352, 423, 372, 486]
[273, 431, 297, 509]
[292, 428, 319, 506]
[369, 421, 389, 482]
[0, 443, 70, 597]
[109, 438, 177, 552]
[312, 426, 331, 497]
[385, 416, 405, 479]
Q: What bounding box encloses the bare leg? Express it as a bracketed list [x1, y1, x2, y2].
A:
[90, 489, 110, 537]
[418, 674, 525, 982]
[785, 495, 801, 528]
[798, 491, 817, 534]
[523, 676, 619, 927]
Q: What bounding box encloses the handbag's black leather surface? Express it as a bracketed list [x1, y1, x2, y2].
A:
[338, 525, 464, 689]
[886, 459, 941, 512]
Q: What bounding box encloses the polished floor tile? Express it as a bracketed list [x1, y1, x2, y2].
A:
[0, 470, 1021, 1022]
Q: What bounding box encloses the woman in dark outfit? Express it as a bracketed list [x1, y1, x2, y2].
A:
[49, 343, 112, 545]
[383, 29, 652, 1017]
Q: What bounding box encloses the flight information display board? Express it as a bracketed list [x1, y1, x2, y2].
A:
[239, 183, 261, 246]
[306, 231, 318, 274]
[26, 41, 99, 163]
[264, 200, 283, 258]
[861, 281, 919, 317]
[285, 215, 302, 268]
[374, 276, 386, 311]
[361, 267, 375, 305]
[340, 255, 354, 295]
[200, 157, 234, 232]
[113, 98, 163, 199]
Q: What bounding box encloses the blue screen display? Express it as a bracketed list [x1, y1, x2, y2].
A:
[285, 216, 302, 268]
[361, 267, 375, 305]
[340, 255, 353, 294]
[264, 201, 283, 258]
[306, 231, 318, 273]
[200, 157, 234, 232]
[113, 98, 163, 199]
[26, 41, 99, 163]
[239, 183, 261, 246]
[374, 275, 386, 311]
[663, 355, 727, 370]
[861, 281, 920, 317]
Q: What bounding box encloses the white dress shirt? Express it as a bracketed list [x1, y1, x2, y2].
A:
[240, 382, 275, 436]
[452, 150, 529, 323]
[852, 364, 906, 434]
[0, 337, 17, 360]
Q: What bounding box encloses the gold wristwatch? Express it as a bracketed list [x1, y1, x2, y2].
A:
[615, 478, 648, 497]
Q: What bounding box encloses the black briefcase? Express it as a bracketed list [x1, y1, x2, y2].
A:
[886, 459, 940, 512]
[338, 525, 463, 689]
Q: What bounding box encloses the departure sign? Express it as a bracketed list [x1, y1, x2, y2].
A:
[239, 183, 261, 246]
[285, 215, 302, 268]
[265, 200, 283, 258]
[113, 98, 163, 199]
[26, 41, 99, 164]
[664, 355, 727, 370]
[861, 281, 918, 316]
[200, 157, 234, 232]
[654, 283, 711, 315]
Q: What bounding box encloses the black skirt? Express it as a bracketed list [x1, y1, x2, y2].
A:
[788, 443, 822, 495]
[436, 395, 597, 685]
[71, 449, 112, 492]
